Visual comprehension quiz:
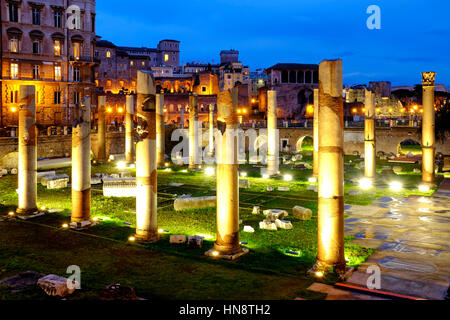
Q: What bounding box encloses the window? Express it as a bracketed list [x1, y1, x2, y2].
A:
[32, 8, 41, 25]
[142, 61, 145, 66]
[201, 86, 207, 92]
[130, 61, 134, 66]
[74, 92, 80, 105]
[164, 54, 169, 62]
[94, 51, 99, 57]
[54, 91, 61, 104]
[9, 38, 19, 53]
[9, 3, 18, 22]
[131, 81, 136, 87]
[73, 67, 80, 82]
[119, 81, 124, 88]
[32, 65, 40, 79]
[10, 63, 19, 79]
[106, 51, 111, 58]
[54, 40, 61, 56]
[54, 66, 62, 81]
[73, 43, 81, 58]
[54, 11, 62, 28]
[106, 80, 112, 87]
[32, 40, 41, 54]
[173, 56, 175, 61]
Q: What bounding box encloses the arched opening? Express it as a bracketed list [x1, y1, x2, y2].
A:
[305, 70, 312, 84]
[296, 136, 314, 152]
[289, 71, 296, 83]
[297, 70, 304, 83]
[296, 89, 314, 118]
[397, 139, 422, 156]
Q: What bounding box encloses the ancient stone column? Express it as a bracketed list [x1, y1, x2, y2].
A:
[135, 71, 158, 242]
[16, 85, 38, 216]
[125, 95, 134, 164]
[364, 88, 376, 179]
[156, 93, 165, 168]
[313, 88, 319, 178]
[206, 88, 249, 260]
[314, 59, 346, 275]
[267, 90, 279, 176]
[180, 106, 185, 128]
[208, 104, 215, 156]
[97, 95, 107, 163]
[188, 94, 201, 170]
[421, 72, 436, 185]
[71, 96, 92, 227]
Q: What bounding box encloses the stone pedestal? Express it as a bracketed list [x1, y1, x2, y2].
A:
[313, 60, 346, 276]
[125, 95, 135, 164]
[97, 96, 107, 163]
[71, 96, 92, 227]
[421, 72, 436, 185]
[206, 88, 248, 261]
[135, 71, 158, 242]
[156, 94, 165, 168]
[16, 85, 38, 216]
[267, 90, 279, 176]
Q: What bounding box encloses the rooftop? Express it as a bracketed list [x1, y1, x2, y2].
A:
[266, 63, 319, 71]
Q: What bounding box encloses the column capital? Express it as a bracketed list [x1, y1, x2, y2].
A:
[421, 72, 436, 87]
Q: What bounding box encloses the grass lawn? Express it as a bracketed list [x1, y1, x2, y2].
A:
[0, 151, 441, 300]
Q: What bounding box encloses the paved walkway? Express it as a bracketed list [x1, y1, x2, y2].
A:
[343, 179, 450, 300]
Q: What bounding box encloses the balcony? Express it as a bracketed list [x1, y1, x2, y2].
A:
[69, 56, 100, 64]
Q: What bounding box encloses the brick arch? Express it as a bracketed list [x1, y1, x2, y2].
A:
[296, 135, 313, 152]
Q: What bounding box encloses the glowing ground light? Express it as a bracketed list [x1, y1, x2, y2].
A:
[240, 172, 248, 177]
[212, 251, 219, 257]
[164, 162, 170, 167]
[359, 178, 372, 189]
[418, 184, 430, 192]
[389, 181, 403, 192]
[308, 177, 317, 183]
[283, 174, 293, 181]
[128, 236, 136, 242]
[205, 167, 215, 176]
[180, 169, 188, 173]
[62, 223, 69, 229]
[117, 161, 127, 170]
[164, 168, 172, 172]
[262, 174, 269, 180]
[315, 271, 324, 278]
[199, 234, 213, 239]
[8, 211, 14, 216]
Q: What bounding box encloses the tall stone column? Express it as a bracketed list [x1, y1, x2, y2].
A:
[314, 60, 346, 275]
[156, 93, 165, 168]
[267, 90, 279, 176]
[180, 106, 185, 128]
[313, 88, 319, 178]
[188, 94, 201, 170]
[208, 104, 215, 156]
[16, 85, 38, 216]
[135, 71, 158, 242]
[125, 95, 134, 164]
[71, 96, 92, 227]
[364, 88, 376, 179]
[206, 88, 249, 260]
[97, 95, 107, 163]
[421, 72, 436, 185]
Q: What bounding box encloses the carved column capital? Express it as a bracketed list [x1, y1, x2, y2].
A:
[422, 72, 436, 87]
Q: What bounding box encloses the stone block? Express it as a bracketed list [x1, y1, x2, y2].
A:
[46, 175, 69, 189]
[293, 206, 312, 221]
[187, 236, 204, 248]
[413, 168, 421, 173]
[0, 169, 7, 175]
[103, 178, 137, 197]
[38, 171, 56, 184]
[11, 168, 17, 175]
[275, 219, 293, 230]
[91, 177, 102, 185]
[307, 185, 318, 192]
[119, 171, 131, 178]
[393, 166, 403, 172]
[263, 209, 288, 221]
[243, 226, 255, 233]
[252, 206, 260, 215]
[37, 274, 77, 297]
[259, 221, 277, 231]
[173, 196, 216, 211]
[239, 179, 250, 189]
[170, 235, 187, 244]
[277, 186, 290, 192]
[266, 186, 274, 192]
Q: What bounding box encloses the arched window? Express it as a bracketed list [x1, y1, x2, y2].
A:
[281, 70, 288, 83]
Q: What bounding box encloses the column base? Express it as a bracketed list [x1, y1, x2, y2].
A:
[308, 261, 354, 281]
[205, 247, 249, 261]
[16, 208, 44, 220]
[134, 230, 159, 243]
[69, 220, 98, 230]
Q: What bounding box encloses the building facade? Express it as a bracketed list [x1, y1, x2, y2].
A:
[1, 0, 97, 129]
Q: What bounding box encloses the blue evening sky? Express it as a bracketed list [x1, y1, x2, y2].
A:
[96, 0, 450, 87]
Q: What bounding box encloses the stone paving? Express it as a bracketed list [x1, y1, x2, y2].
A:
[344, 179, 450, 300]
